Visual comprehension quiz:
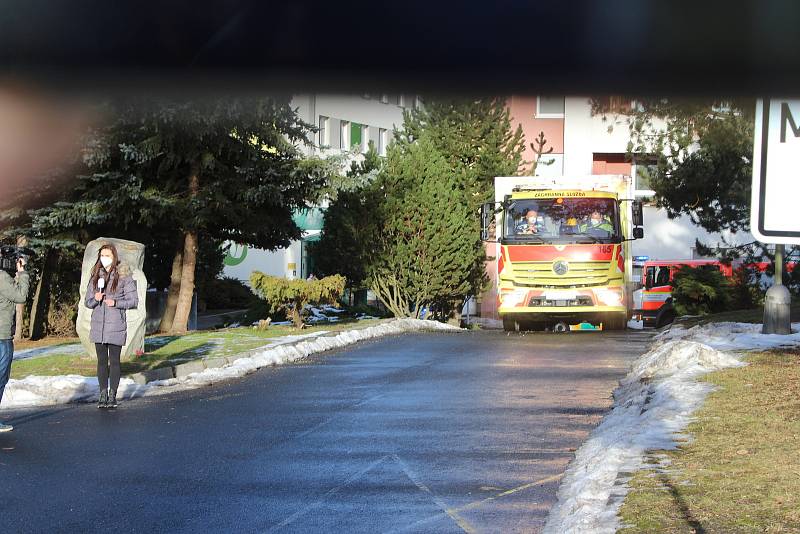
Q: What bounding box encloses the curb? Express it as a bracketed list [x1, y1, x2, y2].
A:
[128, 318, 397, 386]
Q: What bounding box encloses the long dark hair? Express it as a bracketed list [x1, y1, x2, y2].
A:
[90, 243, 120, 294]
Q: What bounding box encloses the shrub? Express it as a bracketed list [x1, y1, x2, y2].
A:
[672, 265, 734, 316]
[249, 272, 346, 328]
[730, 266, 766, 310]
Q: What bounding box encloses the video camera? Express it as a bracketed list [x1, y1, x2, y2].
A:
[0, 246, 35, 277]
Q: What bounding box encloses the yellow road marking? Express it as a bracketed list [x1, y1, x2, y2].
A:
[388, 472, 565, 533]
[450, 473, 565, 515]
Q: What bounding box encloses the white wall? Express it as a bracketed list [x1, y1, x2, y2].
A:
[223, 240, 303, 283]
[561, 97, 749, 260]
[533, 154, 564, 177]
[562, 97, 633, 176]
[632, 205, 754, 260]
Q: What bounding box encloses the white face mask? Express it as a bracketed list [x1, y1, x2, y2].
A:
[100, 257, 113, 269]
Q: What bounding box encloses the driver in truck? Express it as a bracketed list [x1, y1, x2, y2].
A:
[515, 208, 544, 235]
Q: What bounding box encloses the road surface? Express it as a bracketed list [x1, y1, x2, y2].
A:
[0, 329, 652, 533]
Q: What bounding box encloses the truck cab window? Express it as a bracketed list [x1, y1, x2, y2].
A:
[503, 197, 621, 244]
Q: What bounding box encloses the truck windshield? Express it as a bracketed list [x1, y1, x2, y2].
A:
[503, 197, 621, 244]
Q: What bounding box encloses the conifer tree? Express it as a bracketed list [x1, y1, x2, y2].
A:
[396, 97, 526, 199]
[26, 97, 327, 333]
[369, 133, 482, 318]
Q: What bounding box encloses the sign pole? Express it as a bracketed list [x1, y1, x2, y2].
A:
[763, 244, 791, 334]
[752, 98, 797, 334]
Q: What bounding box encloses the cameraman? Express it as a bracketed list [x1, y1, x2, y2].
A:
[0, 257, 29, 432]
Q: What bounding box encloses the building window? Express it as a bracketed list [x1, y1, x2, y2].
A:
[632, 157, 657, 197]
[378, 128, 387, 156]
[361, 125, 370, 152]
[340, 120, 350, 150]
[394, 95, 403, 106]
[536, 96, 565, 118]
[350, 122, 362, 150]
[318, 116, 329, 146]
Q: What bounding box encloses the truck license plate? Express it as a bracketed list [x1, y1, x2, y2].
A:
[545, 291, 577, 302]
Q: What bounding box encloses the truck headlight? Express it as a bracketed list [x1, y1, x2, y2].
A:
[500, 289, 528, 307]
[595, 287, 623, 307]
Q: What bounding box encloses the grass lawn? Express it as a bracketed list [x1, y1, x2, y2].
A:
[618, 348, 800, 533]
[11, 318, 383, 379]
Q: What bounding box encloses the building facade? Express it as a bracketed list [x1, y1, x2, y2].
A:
[222, 93, 417, 283]
[507, 95, 752, 260]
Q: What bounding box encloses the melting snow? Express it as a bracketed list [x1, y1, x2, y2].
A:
[543, 321, 800, 534]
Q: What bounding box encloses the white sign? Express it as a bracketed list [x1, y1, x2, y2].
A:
[751, 99, 800, 244]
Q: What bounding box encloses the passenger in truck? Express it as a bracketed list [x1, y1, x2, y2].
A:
[579, 210, 613, 238]
[515, 208, 544, 235]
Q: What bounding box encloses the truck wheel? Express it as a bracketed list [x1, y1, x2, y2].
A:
[603, 315, 627, 331]
[502, 317, 519, 332]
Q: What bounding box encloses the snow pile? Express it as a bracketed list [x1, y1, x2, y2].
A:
[303, 305, 344, 324]
[658, 321, 800, 351]
[544, 333, 746, 533]
[2, 375, 149, 407]
[2, 319, 458, 408]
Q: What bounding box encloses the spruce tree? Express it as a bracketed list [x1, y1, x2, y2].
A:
[396, 97, 526, 199]
[369, 133, 482, 318]
[24, 97, 327, 333]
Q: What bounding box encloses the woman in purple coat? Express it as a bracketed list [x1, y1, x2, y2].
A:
[84, 244, 138, 409]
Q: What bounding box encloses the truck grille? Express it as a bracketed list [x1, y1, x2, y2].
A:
[511, 261, 610, 287]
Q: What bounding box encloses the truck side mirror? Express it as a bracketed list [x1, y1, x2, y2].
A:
[633, 227, 644, 239]
[632, 200, 644, 227]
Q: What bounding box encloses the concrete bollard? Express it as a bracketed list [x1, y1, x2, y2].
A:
[762, 284, 791, 335]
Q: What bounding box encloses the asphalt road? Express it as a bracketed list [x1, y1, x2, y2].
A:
[0, 329, 652, 533]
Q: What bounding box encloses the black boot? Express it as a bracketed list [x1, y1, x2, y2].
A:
[107, 389, 118, 409]
[98, 389, 108, 409]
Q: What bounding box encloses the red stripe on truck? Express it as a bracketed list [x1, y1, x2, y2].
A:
[505, 244, 615, 262]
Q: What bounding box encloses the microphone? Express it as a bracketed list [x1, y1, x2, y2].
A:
[98, 277, 105, 296]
